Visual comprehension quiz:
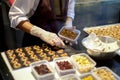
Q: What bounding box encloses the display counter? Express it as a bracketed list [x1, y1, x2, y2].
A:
[0, 30, 120, 80]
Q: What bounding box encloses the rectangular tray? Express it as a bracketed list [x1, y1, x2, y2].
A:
[5, 44, 76, 70]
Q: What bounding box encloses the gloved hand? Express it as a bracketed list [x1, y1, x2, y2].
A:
[30, 26, 65, 47]
[64, 20, 74, 30]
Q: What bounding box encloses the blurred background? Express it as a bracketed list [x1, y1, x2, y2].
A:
[73, 0, 120, 50]
[0, 0, 120, 52]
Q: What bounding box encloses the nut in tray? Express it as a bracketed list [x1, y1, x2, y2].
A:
[58, 27, 80, 43]
[71, 53, 96, 73]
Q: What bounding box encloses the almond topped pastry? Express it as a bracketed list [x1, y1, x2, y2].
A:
[84, 24, 120, 40]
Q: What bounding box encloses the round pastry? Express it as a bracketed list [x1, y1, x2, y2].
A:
[36, 49, 43, 54]
[27, 51, 34, 55]
[24, 47, 32, 51]
[40, 53, 47, 58]
[11, 58, 19, 64]
[13, 62, 21, 69]
[30, 55, 37, 59]
[6, 50, 14, 54]
[35, 48, 41, 51]
[8, 52, 14, 58]
[9, 54, 16, 59]
[44, 47, 51, 52]
[60, 53, 68, 57]
[15, 48, 23, 53]
[43, 57, 51, 61]
[21, 57, 28, 61]
[7, 52, 13, 57]
[33, 58, 40, 62]
[18, 52, 25, 57]
[23, 61, 31, 66]
[33, 45, 40, 50]
[48, 50, 55, 55]
[57, 49, 64, 54]
[52, 55, 59, 59]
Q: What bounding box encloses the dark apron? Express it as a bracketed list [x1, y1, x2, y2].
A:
[22, 0, 69, 47]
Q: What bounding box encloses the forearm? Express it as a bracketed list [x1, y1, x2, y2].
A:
[17, 20, 33, 33]
[17, 21, 65, 47]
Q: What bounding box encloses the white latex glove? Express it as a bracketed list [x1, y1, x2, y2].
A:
[64, 20, 73, 30]
[30, 26, 65, 47]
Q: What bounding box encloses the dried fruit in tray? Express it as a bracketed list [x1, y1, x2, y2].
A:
[56, 61, 73, 70]
[53, 57, 76, 76]
[5, 44, 72, 70]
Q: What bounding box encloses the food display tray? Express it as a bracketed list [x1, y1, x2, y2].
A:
[83, 23, 120, 40]
[4, 44, 76, 70]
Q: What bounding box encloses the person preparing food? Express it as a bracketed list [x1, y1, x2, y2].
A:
[9, 0, 75, 48]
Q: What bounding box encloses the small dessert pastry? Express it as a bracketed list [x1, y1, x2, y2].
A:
[33, 58, 40, 62]
[27, 51, 34, 55]
[15, 48, 23, 53]
[7, 52, 14, 57]
[13, 62, 21, 69]
[11, 58, 19, 64]
[35, 48, 41, 51]
[30, 54, 37, 59]
[57, 49, 64, 54]
[44, 47, 51, 52]
[33, 45, 40, 50]
[24, 46, 32, 51]
[9, 54, 16, 59]
[60, 52, 68, 57]
[52, 55, 59, 59]
[48, 50, 55, 55]
[18, 52, 25, 57]
[21, 57, 28, 61]
[23, 61, 31, 66]
[6, 50, 14, 54]
[36, 49, 43, 54]
[43, 57, 51, 61]
[40, 53, 47, 58]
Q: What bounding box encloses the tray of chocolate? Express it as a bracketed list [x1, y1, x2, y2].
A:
[5, 44, 76, 70]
